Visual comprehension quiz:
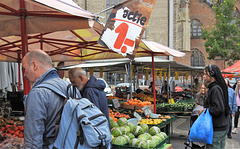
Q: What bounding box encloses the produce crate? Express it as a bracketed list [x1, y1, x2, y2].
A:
[112, 136, 170, 149]
[123, 104, 135, 110]
[135, 104, 154, 112]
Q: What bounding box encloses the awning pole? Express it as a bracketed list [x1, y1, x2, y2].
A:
[169, 64, 171, 100]
[130, 61, 133, 98]
[17, 50, 21, 91]
[152, 54, 156, 113]
[20, 0, 31, 95]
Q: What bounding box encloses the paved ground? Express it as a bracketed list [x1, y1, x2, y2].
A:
[170, 116, 240, 149]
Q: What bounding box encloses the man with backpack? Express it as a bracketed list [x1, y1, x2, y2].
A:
[22, 49, 81, 148]
[68, 67, 110, 122]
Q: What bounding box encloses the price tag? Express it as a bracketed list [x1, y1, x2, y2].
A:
[142, 106, 152, 116]
[112, 98, 120, 109]
[134, 112, 142, 121]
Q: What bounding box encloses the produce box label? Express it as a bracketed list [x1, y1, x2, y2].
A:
[112, 98, 120, 109]
[133, 111, 142, 121]
[142, 106, 152, 116]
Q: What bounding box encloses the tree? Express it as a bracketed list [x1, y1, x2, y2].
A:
[202, 0, 240, 67]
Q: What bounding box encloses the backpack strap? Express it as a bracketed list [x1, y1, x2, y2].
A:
[35, 83, 74, 147]
[36, 83, 67, 98]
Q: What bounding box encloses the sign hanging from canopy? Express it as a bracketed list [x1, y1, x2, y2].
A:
[98, 0, 157, 58]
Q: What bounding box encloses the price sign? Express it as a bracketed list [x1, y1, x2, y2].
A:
[112, 98, 120, 109]
[133, 112, 142, 121]
[142, 106, 152, 116]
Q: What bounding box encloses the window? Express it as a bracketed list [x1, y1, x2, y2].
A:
[106, 0, 125, 20]
[190, 19, 202, 39]
[191, 49, 205, 67]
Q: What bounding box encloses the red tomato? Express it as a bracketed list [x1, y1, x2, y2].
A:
[6, 125, 11, 128]
[15, 130, 20, 136]
[1, 127, 5, 131]
[18, 133, 24, 138]
[9, 130, 15, 135]
[18, 126, 24, 132]
[14, 127, 18, 131]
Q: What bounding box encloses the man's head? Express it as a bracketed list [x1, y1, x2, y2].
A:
[68, 67, 88, 90]
[194, 78, 199, 84]
[22, 49, 52, 85]
[164, 80, 167, 85]
[57, 61, 64, 79]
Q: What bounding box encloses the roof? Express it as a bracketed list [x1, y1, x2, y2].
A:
[57, 57, 204, 75]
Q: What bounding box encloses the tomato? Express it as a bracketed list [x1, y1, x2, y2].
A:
[15, 130, 20, 136]
[1, 127, 5, 131]
[18, 133, 24, 138]
[7, 128, 11, 133]
[9, 130, 15, 135]
[18, 126, 24, 132]
[14, 127, 19, 131]
[6, 125, 11, 128]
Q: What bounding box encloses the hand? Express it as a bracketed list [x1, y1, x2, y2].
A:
[232, 113, 235, 117]
[198, 108, 206, 115]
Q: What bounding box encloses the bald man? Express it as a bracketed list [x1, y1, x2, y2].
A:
[22, 49, 81, 148]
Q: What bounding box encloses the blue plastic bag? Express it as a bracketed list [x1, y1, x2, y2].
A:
[189, 109, 213, 144]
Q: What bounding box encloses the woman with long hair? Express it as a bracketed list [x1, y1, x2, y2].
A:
[200, 65, 229, 149]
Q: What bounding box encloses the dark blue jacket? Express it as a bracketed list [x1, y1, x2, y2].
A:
[82, 75, 109, 121]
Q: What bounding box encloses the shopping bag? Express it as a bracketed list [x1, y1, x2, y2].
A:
[189, 109, 213, 144]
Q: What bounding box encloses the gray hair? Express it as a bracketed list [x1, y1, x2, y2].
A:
[25, 50, 52, 70]
[68, 67, 86, 78]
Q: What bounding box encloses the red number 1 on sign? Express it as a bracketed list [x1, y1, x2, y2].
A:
[114, 23, 134, 53]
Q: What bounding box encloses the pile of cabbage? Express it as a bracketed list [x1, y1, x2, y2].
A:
[110, 117, 167, 148]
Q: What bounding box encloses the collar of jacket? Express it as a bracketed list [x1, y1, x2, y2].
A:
[32, 68, 59, 88]
[207, 81, 218, 89]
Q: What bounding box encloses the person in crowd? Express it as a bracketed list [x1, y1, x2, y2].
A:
[199, 65, 229, 149]
[22, 49, 81, 148]
[148, 82, 153, 92]
[161, 80, 170, 94]
[233, 82, 237, 90]
[224, 79, 237, 139]
[68, 67, 109, 122]
[192, 78, 201, 98]
[194, 84, 207, 107]
[148, 81, 157, 94]
[233, 79, 240, 134]
[190, 84, 207, 128]
[136, 84, 144, 94]
[56, 61, 64, 79]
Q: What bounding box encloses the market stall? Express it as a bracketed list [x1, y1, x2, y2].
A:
[107, 97, 176, 149]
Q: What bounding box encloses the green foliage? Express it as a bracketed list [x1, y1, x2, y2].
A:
[202, 0, 240, 65]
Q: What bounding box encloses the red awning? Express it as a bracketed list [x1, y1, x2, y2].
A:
[222, 60, 240, 78]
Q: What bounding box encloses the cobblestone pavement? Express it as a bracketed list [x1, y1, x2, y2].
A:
[170, 116, 240, 149]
